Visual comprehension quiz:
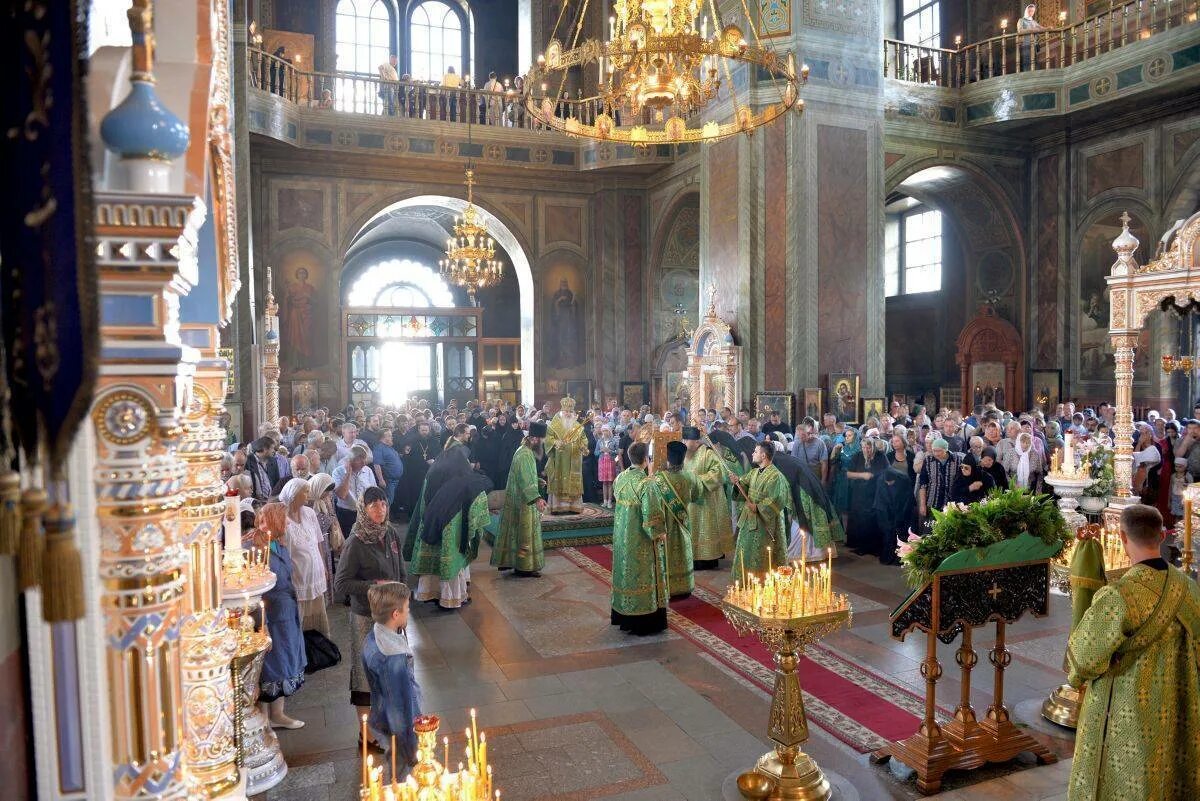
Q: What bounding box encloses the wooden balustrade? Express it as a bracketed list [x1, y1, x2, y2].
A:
[884, 0, 1198, 85]
[248, 48, 605, 130]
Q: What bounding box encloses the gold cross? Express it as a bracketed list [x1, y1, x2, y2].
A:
[987, 582, 1003, 600]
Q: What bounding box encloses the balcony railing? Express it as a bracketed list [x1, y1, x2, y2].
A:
[884, 0, 1199, 87]
[249, 48, 612, 130]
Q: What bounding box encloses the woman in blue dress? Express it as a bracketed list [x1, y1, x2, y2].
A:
[253, 502, 308, 729]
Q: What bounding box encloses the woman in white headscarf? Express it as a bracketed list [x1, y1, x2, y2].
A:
[308, 472, 343, 603]
[280, 477, 330, 636]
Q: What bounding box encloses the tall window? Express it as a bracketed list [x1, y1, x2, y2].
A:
[346, 259, 454, 307]
[899, 0, 940, 48]
[885, 208, 943, 296]
[410, 1, 463, 81]
[336, 0, 392, 74]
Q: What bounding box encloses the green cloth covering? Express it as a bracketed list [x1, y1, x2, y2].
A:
[649, 469, 699, 597]
[683, 445, 734, 561]
[490, 445, 544, 572]
[732, 463, 793, 578]
[610, 466, 668, 617]
[410, 492, 490, 580]
[403, 474, 428, 562]
[1066, 565, 1200, 800]
[1069, 537, 1107, 630]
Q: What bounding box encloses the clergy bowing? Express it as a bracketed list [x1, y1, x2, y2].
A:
[610, 442, 669, 636]
[491, 421, 548, 577]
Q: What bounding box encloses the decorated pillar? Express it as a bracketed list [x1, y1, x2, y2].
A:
[93, 193, 202, 800]
[262, 265, 281, 426]
[1105, 213, 1141, 508]
[178, 356, 240, 797]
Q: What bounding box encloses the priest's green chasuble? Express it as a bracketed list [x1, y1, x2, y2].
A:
[490, 445, 544, 572]
[610, 467, 668, 617]
[410, 492, 490, 580]
[684, 446, 734, 561]
[649, 469, 698, 597]
[1066, 564, 1200, 801]
[732, 463, 792, 578]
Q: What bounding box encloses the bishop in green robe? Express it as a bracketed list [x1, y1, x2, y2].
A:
[491, 423, 548, 576]
[1066, 504, 1200, 801]
[732, 441, 793, 579]
[545, 398, 585, 513]
[649, 441, 699, 598]
[682, 427, 734, 570]
[610, 443, 669, 636]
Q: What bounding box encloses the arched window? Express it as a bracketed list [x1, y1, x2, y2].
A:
[336, 0, 392, 75]
[409, 1, 463, 81]
[346, 259, 455, 307]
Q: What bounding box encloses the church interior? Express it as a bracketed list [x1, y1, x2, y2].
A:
[4, 0, 1200, 799]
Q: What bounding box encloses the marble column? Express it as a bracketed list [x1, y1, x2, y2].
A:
[698, 0, 886, 401]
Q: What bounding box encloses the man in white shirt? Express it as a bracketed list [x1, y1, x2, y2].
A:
[482, 71, 503, 124]
[378, 54, 399, 114]
[332, 443, 377, 535]
[335, 422, 362, 463]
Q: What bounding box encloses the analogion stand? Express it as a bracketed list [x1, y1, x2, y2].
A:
[871, 535, 1059, 795]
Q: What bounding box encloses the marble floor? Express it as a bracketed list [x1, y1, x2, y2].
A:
[261, 542, 1078, 801]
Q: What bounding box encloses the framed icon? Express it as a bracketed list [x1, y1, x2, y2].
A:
[827, 373, 860, 424]
[754, 392, 796, 427]
[861, 397, 886, 422]
[620, 381, 650, 409]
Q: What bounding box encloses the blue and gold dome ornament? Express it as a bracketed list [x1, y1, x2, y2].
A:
[99, 0, 190, 191]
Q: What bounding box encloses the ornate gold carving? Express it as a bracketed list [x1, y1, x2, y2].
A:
[207, 0, 241, 327]
[1109, 289, 1128, 328]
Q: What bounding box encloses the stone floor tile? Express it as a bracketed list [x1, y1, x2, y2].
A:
[522, 689, 600, 718]
[657, 754, 733, 801]
[559, 665, 631, 692]
[623, 720, 706, 765]
[497, 673, 569, 700]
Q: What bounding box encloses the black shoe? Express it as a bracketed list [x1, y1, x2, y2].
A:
[514, 569, 542, 578]
[670, 592, 692, 602]
[359, 735, 386, 755]
[497, 566, 512, 572]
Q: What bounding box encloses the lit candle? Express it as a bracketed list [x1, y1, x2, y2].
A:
[444, 736, 449, 769]
[362, 714, 369, 786]
[391, 734, 397, 784]
[471, 708, 478, 757]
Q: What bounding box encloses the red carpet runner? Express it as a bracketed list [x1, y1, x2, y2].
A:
[560, 544, 936, 753]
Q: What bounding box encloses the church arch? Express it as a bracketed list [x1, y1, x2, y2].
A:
[345, 194, 535, 404]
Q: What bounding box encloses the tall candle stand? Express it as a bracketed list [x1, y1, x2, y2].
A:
[1041, 523, 1130, 729]
[221, 546, 286, 794]
[360, 712, 500, 800]
[721, 561, 853, 801]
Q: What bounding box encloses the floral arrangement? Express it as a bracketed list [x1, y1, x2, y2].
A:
[1082, 444, 1115, 498]
[897, 488, 1071, 588]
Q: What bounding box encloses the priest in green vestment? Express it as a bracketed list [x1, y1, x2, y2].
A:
[1066, 503, 1200, 801]
[545, 396, 586, 513]
[732, 441, 793, 579]
[410, 446, 493, 609]
[649, 440, 699, 599]
[682, 426, 734, 571]
[610, 442, 669, 636]
[491, 421, 548, 577]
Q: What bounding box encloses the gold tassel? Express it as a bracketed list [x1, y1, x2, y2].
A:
[17, 487, 47, 591]
[41, 503, 84, 622]
[0, 471, 20, 555]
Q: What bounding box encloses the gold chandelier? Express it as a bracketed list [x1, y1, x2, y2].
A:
[524, 0, 806, 146]
[439, 168, 503, 298]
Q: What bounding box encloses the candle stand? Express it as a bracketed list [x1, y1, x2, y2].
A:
[720, 563, 852, 801]
[222, 562, 285, 795]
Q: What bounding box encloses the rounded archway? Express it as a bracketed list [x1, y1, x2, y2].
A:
[347, 195, 535, 405]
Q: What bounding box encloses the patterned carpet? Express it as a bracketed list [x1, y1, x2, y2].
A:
[483, 502, 615, 548]
[561, 544, 947, 753]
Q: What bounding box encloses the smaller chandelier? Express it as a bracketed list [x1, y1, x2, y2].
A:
[439, 169, 503, 298]
[1162, 354, 1196, 374]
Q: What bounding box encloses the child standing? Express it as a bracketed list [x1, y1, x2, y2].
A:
[596, 424, 619, 507]
[363, 582, 421, 778]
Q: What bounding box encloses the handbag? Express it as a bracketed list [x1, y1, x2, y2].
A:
[303, 628, 342, 674]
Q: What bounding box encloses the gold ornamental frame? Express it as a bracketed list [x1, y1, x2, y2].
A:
[688, 290, 740, 418]
[1104, 209, 1200, 520]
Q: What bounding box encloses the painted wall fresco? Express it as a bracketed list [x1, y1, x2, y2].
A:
[653, 200, 700, 347]
[1078, 212, 1151, 382]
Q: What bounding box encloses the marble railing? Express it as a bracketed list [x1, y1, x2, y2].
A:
[884, 0, 1198, 87]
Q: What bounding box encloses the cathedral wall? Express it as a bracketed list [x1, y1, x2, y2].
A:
[250, 143, 651, 409]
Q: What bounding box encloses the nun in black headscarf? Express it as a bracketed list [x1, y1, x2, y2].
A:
[404, 444, 474, 561]
[873, 466, 915, 565]
[950, 452, 994, 505]
[846, 437, 890, 554]
[979, 446, 1009, 491]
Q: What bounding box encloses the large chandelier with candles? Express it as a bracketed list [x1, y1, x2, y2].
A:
[439, 168, 503, 298]
[524, 0, 806, 146]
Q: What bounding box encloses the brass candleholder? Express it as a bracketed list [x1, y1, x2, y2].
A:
[721, 602, 852, 801]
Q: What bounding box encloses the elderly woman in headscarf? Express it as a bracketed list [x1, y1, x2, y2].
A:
[280, 477, 331, 636]
[951, 453, 994, 505]
[307, 472, 343, 602]
[845, 436, 890, 554]
[1001, 430, 1044, 490]
[979, 446, 1009, 490]
[333, 485, 405, 751]
[410, 445, 493, 610]
[1131, 421, 1163, 500]
[251, 502, 307, 729]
